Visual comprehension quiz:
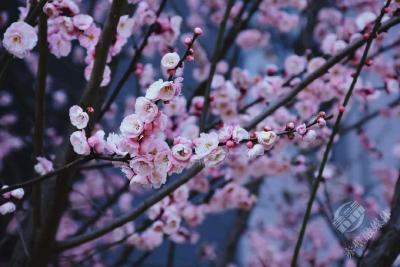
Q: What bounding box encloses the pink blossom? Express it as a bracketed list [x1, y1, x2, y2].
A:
[307, 57, 326, 73]
[172, 143, 192, 161]
[284, 55, 306, 76]
[10, 188, 24, 199]
[34, 157, 54, 175]
[140, 138, 170, 159]
[218, 126, 233, 143]
[79, 25, 101, 48]
[135, 97, 158, 123]
[173, 185, 189, 202]
[120, 114, 144, 138]
[162, 211, 181, 234]
[386, 78, 399, 93]
[194, 132, 219, 158]
[72, 14, 93, 31]
[69, 105, 89, 129]
[88, 130, 106, 154]
[163, 96, 187, 116]
[0, 202, 16, 215]
[128, 228, 163, 250]
[236, 29, 268, 48]
[70, 130, 91, 155]
[355, 11, 376, 30]
[204, 147, 227, 167]
[232, 126, 249, 143]
[154, 151, 172, 173]
[130, 157, 153, 176]
[149, 170, 168, 188]
[48, 33, 72, 58]
[322, 34, 347, 55]
[182, 205, 204, 226]
[161, 52, 180, 70]
[2, 21, 37, 59]
[145, 79, 174, 101]
[117, 15, 135, 37]
[85, 64, 111, 86]
[247, 144, 264, 158]
[303, 129, 317, 142]
[43, 3, 59, 18]
[256, 131, 277, 146]
[296, 123, 307, 135]
[106, 133, 129, 156]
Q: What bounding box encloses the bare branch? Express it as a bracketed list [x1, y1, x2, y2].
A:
[291, 2, 393, 265]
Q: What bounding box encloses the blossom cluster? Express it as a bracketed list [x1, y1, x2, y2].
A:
[68, 51, 328, 189]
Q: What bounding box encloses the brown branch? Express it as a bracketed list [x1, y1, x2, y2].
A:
[32, 10, 48, 228]
[167, 241, 176, 267]
[359, 170, 400, 266]
[72, 182, 129, 236]
[0, 156, 94, 196]
[55, 161, 205, 251]
[0, 155, 129, 196]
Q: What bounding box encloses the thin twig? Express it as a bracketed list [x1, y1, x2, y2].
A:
[167, 241, 176, 267]
[55, 162, 205, 251]
[0, 156, 94, 195]
[0, 155, 129, 195]
[72, 182, 129, 236]
[98, 0, 168, 119]
[291, 2, 392, 265]
[340, 96, 400, 134]
[245, 15, 400, 130]
[199, 0, 235, 132]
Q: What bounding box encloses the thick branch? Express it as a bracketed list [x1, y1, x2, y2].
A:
[359, 171, 400, 266]
[32, 11, 48, 228]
